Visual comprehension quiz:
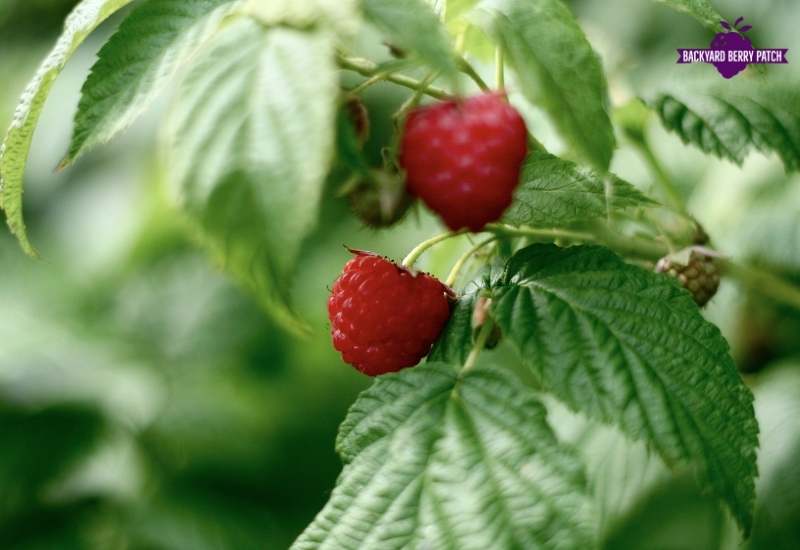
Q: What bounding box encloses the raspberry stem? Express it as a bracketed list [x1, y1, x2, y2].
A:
[402, 230, 467, 268]
[495, 47, 505, 90]
[486, 223, 595, 244]
[338, 54, 451, 99]
[462, 317, 495, 374]
[634, 139, 688, 215]
[458, 55, 490, 91]
[394, 71, 440, 121]
[445, 237, 497, 287]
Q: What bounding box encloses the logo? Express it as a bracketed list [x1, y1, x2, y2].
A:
[677, 17, 789, 79]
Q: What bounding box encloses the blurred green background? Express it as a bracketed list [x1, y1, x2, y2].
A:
[1, 0, 799, 548]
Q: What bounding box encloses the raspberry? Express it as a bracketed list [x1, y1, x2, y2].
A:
[399, 92, 528, 231]
[655, 247, 721, 307]
[328, 250, 453, 375]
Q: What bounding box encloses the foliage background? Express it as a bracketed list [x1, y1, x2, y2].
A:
[0, 0, 798, 548]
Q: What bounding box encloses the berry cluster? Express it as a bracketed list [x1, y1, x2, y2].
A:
[331, 92, 528, 375]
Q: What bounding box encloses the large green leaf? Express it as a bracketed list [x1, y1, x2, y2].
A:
[362, 0, 459, 82]
[167, 17, 337, 333]
[64, 0, 239, 166]
[476, 0, 615, 170]
[653, 0, 724, 32]
[0, 0, 135, 255]
[293, 362, 594, 549]
[652, 83, 800, 172]
[491, 244, 759, 534]
[503, 149, 654, 227]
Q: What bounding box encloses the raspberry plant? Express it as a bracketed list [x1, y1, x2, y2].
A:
[2, 0, 800, 548]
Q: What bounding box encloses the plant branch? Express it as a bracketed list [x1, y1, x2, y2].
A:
[446, 237, 497, 287]
[485, 223, 595, 243]
[462, 318, 494, 375]
[458, 55, 490, 91]
[635, 139, 687, 216]
[402, 230, 467, 268]
[394, 70, 440, 120]
[486, 223, 669, 261]
[338, 54, 451, 100]
[489, 222, 800, 311]
[495, 47, 505, 89]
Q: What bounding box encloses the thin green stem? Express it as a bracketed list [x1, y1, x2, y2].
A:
[338, 54, 451, 100]
[445, 237, 497, 287]
[489, 221, 800, 311]
[487, 222, 669, 261]
[722, 260, 800, 311]
[495, 46, 505, 89]
[590, 223, 669, 261]
[402, 230, 467, 268]
[486, 223, 595, 243]
[635, 140, 687, 215]
[458, 55, 490, 91]
[462, 318, 494, 374]
[394, 71, 440, 120]
[348, 71, 390, 95]
[455, 29, 467, 55]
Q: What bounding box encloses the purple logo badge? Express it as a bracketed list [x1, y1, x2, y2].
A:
[677, 18, 789, 79]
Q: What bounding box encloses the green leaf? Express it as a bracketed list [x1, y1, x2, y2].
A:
[63, 0, 239, 166]
[362, 0, 459, 82]
[0, 0, 135, 255]
[167, 18, 337, 333]
[293, 362, 594, 550]
[476, 0, 615, 170]
[651, 83, 800, 172]
[653, 0, 724, 32]
[428, 290, 479, 364]
[503, 149, 655, 227]
[492, 244, 759, 534]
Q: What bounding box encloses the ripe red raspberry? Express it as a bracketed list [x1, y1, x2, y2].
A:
[328, 250, 452, 376]
[399, 92, 528, 231]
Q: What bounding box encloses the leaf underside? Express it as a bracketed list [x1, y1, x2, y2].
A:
[0, 0, 135, 255]
[167, 17, 338, 333]
[64, 0, 238, 165]
[362, 0, 460, 83]
[652, 85, 800, 172]
[293, 363, 594, 550]
[477, 0, 616, 170]
[653, 0, 725, 32]
[491, 244, 759, 534]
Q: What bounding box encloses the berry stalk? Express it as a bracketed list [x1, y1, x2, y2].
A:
[337, 54, 451, 99]
[461, 316, 496, 375]
[401, 230, 467, 268]
[445, 237, 497, 287]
